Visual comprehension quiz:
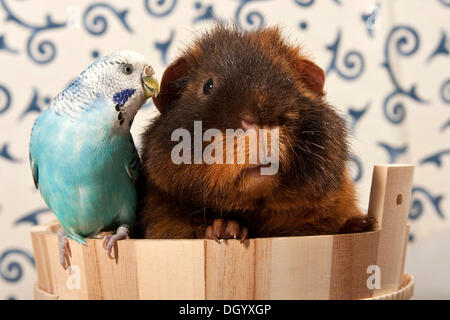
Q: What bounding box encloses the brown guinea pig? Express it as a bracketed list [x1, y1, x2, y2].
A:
[133, 24, 375, 241]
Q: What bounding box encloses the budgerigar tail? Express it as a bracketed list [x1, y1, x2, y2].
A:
[67, 231, 87, 245]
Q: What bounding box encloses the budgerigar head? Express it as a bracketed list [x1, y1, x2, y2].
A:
[53, 50, 159, 129]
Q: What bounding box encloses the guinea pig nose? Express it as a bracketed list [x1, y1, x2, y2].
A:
[241, 119, 258, 130]
[144, 65, 155, 76]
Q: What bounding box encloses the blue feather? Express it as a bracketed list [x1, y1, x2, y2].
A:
[29, 97, 138, 244]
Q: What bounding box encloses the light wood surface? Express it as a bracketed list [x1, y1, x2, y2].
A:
[31, 165, 414, 300]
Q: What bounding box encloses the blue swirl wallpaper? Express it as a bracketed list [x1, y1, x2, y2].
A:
[0, 0, 448, 299]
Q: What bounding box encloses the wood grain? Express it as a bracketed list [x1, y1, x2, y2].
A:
[31, 164, 415, 300]
[135, 239, 205, 299]
[368, 165, 414, 296]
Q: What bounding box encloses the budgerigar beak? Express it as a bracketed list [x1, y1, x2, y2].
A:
[142, 65, 159, 98]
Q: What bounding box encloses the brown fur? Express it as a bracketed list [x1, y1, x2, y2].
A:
[133, 25, 374, 239]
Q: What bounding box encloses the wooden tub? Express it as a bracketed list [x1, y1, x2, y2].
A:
[31, 165, 414, 299]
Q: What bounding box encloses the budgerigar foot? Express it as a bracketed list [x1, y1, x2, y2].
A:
[102, 225, 130, 259]
[57, 227, 71, 269]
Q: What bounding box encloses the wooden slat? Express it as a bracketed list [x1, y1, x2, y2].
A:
[329, 231, 380, 299]
[30, 224, 54, 294]
[34, 283, 58, 300]
[89, 239, 139, 299]
[43, 234, 87, 299]
[253, 238, 272, 299]
[399, 224, 410, 283]
[205, 239, 257, 299]
[367, 165, 414, 296]
[266, 236, 334, 299]
[78, 240, 103, 299]
[365, 274, 414, 300]
[135, 239, 205, 299]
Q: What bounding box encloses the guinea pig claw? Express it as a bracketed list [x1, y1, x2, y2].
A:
[205, 225, 220, 243]
[240, 226, 249, 243]
[206, 219, 248, 243]
[224, 220, 240, 239]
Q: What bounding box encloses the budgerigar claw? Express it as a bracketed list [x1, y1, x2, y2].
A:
[57, 227, 71, 269]
[102, 225, 130, 259]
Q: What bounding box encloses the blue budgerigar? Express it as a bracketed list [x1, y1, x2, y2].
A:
[29, 51, 159, 267]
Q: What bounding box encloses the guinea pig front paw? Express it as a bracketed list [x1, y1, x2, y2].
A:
[205, 218, 248, 243]
[339, 216, 377, 234]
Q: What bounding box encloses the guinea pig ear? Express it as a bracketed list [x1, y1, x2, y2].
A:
[152, 57, 191, 114]
[296, 58, 325, 97]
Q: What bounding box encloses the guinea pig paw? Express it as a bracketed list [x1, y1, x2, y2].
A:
[205, 218, 248, 243]
[339, 216, 377, 234]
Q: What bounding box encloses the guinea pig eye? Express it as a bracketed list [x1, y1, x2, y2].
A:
[203, 78, 214, 95]
[121, 63, 133, 75]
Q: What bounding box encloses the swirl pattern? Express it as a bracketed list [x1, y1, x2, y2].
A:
[377, 142, 408, 164]
[325, 30, 365, 81]
[0, 84, 11, 115]
[0, 0, 66, 64]
[235, 0, 265, 31]
[0, 249, 35, 283]
[144, 0, 178, 17]
[409, 187, 445, 220]
[440, 79, 450, 104]
[83, 3, 133, 36]
[382, 26, 427, 124]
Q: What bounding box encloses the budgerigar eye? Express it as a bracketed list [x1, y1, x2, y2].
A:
[203, 78, 214, 95]
[121, 63, 133, 75]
